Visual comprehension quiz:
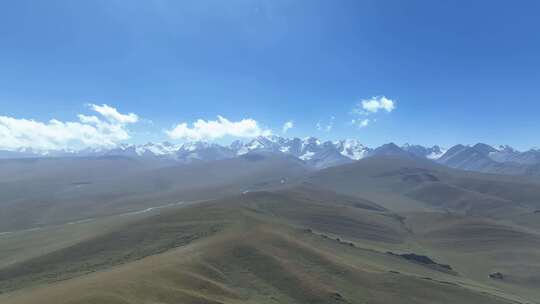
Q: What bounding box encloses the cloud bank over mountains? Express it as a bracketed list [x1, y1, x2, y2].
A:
[0, 96, 398, 151]
[166, 116, 272, 141]
[0, 104, 138, 151]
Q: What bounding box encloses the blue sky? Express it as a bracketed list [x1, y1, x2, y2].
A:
[1, 0, 540, 150]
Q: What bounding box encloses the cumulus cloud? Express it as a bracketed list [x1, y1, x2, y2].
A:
[282, 120, 294, 133]
[355, 96, 396, 115]
[90, 104, 139, 123]
[349, 96, 396, 128]
[166, 116, 271, 141]
[0, 104, 138, 151]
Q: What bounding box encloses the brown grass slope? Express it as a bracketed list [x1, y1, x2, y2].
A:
[0, 188, 525, 304]
[0, 153, 309, 231]
[308, 155, 540, 218]
[406, 212, 540, 298]
[1, 227, 515, 304]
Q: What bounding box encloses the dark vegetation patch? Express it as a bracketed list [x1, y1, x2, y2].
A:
[334, 237, 356, 247]
[387, 252, 453, 272]
[351, 202, 383, 211]
[303, 229, 355, 247]
[331, 292, 345, 302]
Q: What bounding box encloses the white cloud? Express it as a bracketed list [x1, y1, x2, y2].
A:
[351, 118, 370, 128]
[316, 116, 335, 132]
[282, 120, 294, 133]
[166, 116, 271, 141]
[90, 104, 139, 123]
[0, 104, 138, 151]
[349, 96, 395, 129]
[356, 96, 396, 115]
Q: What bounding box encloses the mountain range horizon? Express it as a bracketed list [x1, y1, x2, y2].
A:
[4, 134, 540, 156]
[3, 135, 540, 177]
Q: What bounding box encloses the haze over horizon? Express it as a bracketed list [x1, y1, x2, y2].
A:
[4, 3, 540, 303]
[1, 1, 540, 150]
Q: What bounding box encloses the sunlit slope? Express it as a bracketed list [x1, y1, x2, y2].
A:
[406, 211, 540, 300]
[308, 155, 540, 217]
[1, 227, 514, 304]
[0, 187, 526, 304]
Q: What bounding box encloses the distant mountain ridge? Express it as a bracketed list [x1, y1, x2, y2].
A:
[0, 136, 420, 169]
[1, 136, 539, 175]
[437, 143, 540, 176]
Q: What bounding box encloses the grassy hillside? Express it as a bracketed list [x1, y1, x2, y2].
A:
[308, 156, 540, 218]
[1, 185, 536, 303]
[0, 153, 309, 231]
[2, 155, 540, 303]
[0, 227, 515, 304]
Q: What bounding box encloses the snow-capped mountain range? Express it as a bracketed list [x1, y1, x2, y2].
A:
[0, 136, 438, 168]
[2, 136, 540, 175]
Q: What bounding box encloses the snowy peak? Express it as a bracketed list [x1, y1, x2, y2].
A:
[176, 142, 234, 162]
[137, 142, 181, 156]
[334, 139, 370, 160]
[427, 145, 446, 160]
[227, 136, 369, 167]
[3, 136, 538, 175]
[401, 144, 446, 160]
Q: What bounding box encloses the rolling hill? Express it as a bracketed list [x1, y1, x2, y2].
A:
[0, 152, 309, 231]
[1, 155, 540, 303]
[0, 187, 530, 304]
